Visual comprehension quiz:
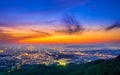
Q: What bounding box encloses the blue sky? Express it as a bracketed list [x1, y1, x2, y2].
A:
[0, 0, 120, 26]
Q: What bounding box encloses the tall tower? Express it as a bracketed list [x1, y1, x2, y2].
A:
[28, 44, 34, 51]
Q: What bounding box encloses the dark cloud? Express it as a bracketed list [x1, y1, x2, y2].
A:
[105, 22, 120, 31]
[56, 14, 84, 35]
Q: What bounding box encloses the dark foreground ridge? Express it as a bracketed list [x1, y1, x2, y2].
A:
[1, 55, 120, 75]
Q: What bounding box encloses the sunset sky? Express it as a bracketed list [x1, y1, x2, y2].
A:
[0, 0, 120, 44]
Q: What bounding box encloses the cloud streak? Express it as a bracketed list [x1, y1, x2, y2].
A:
[105, 22, 120, 31]
[31, 29, 51, 37]
[0, 29, 52, 43]
[0, 30, 17, 43]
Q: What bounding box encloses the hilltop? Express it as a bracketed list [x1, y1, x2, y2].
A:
[1, 55, 120, 75]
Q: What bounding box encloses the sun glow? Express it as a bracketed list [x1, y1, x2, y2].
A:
[18, 29, 120, 44]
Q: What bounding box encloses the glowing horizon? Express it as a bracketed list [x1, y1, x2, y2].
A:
[0, 25, 120, 44]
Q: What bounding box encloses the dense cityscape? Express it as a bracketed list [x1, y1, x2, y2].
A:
[0, 44, 120, 71]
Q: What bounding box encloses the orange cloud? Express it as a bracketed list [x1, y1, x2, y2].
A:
[0, 29, 52, 43]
